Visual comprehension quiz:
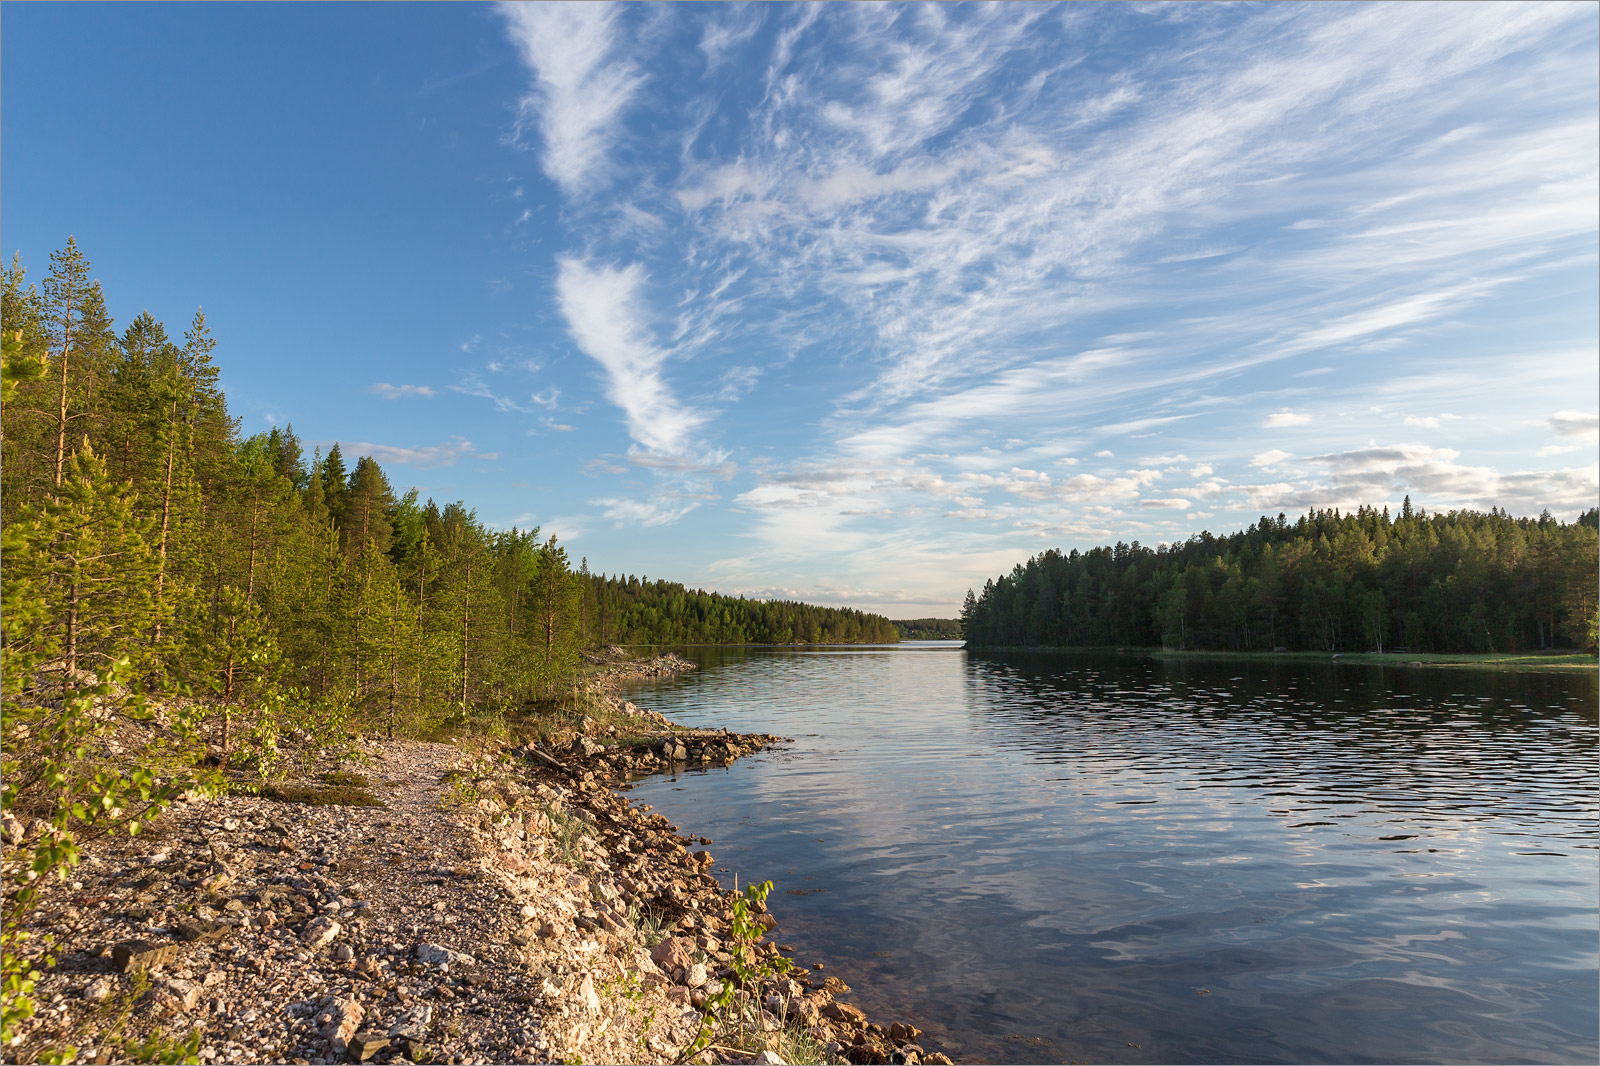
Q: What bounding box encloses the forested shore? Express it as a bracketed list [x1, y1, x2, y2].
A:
[1, 239, 897, 738]
[0, 239, 898, 1057]
[962, 504, 1598, 654]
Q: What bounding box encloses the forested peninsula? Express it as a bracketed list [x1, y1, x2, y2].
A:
[962, 505, 1599, 654]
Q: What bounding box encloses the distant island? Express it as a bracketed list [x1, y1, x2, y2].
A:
[962, 503, 1598, 655]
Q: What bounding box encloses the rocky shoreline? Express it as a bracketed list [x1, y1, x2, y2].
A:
[584, 647, 699, 684]
[2, 657, 950, 1066]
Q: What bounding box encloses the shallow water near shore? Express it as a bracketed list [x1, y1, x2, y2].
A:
[622, 644, 1598, 1065]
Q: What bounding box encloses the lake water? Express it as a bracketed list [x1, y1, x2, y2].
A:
[621, 644, 1598, 1065]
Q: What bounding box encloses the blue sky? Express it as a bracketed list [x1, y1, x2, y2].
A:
[5, 2, 1596, 616]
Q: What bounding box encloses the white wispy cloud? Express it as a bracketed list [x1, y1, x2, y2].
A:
[554, 257, 707, 459]
[715, 365, 762, 402]
[326, 436, 479, 470]
[499, 1, 643, 194]
[594, 495, 702, 528]
[1263, 410, 1311, 428]
[1403, 413, 1460, 429]
[1549, 409, 1599, 440]
[697, 4, 762, 67]
[491, 1, 1598, 607]
[369, 383, 436, 400]
[452, 374, 531, 413]
[1271, 442, 1600, 515]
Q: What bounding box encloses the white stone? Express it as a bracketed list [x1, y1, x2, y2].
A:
[575, 974, 600, 1015]
[301, 917, 341, 949]
[414, 942, 475, 967]
[83, 977, 116, 1003]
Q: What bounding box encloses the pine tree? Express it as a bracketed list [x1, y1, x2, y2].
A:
[41, 239, 96, 492]
[341, 455, 396, 559]
[14, 441, 163, 677]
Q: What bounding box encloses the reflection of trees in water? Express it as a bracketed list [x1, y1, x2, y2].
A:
[628, 646, 1596, 1065]
[959, 652, 1598, 837]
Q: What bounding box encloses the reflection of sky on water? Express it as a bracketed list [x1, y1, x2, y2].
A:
[624, 647, 1597, 1064]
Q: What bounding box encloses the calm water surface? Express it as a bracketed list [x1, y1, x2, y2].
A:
[622, 645, 1597, 1065]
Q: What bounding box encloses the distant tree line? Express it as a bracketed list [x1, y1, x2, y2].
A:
[893, 618, 963, 640]
[575, 572, 897, 645]
[961, 503, 1599, 654]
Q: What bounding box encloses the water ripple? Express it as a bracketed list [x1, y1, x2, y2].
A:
[624, 647, 1597, 1064]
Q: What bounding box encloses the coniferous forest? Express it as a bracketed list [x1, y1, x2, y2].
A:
[0, 239, 898, 750]
[582, 575, 898, 646]
[962, 505, 1599, 653]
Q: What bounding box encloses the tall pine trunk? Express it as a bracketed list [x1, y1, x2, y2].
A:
[414, 555, 427, 715]
[51, 304, 75, 492]
[460, 559, 472, 709]
[153, 398, 179, 645]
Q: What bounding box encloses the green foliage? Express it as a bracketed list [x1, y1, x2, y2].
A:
[438, 773, 482, 810]
[1, 522, 218, 1053]
[541, 804, 595, 868]
[681, 880, 794, 1063]
[122, 1026, 203, 1065]
[9, 442, 165, 675]
[625, 902, 670, 948]
[1, 312, 47, 407]
[964, 504, 1600, 655]
[528, 535, 584, 694]
[25, 970, 204, 1066]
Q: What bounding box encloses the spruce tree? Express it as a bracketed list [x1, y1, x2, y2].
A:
[526, 535, 582, 694]
[320, 444, 349, 529]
